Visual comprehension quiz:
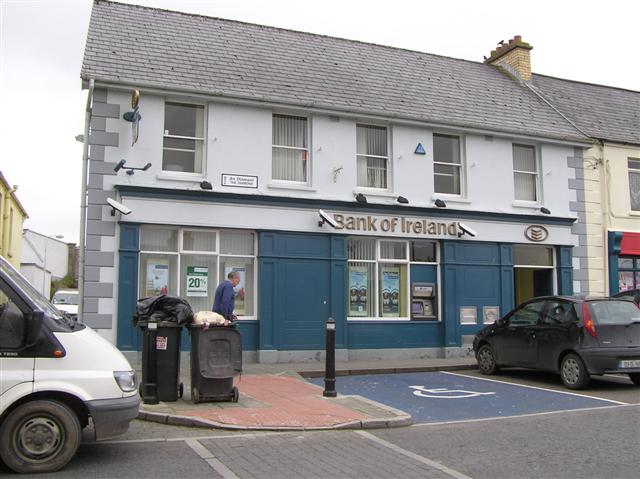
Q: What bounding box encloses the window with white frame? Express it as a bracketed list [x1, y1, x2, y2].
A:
[628, 158, 640, 211]
[139, 226, 256, 317]
[513, 144, 539, 201]
[357, 124, 389, 189]
[162, 102, 205, 174]
[347, 238, 438, 319]
[433, 134, 462, 195]
[272, 114, 309, 183]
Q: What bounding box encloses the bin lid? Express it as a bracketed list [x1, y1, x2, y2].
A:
[195, 328, 242, 378]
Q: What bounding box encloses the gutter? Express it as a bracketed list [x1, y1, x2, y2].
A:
[78, 79, 94, 323]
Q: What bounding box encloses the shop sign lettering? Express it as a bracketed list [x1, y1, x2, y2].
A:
[332, 214, 459, 237]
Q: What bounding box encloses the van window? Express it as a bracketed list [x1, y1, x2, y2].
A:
[0, 289, 25, 349]
[52, 292, 79, 305]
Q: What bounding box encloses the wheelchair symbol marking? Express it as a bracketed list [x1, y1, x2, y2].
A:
[409, 385, 496, 399]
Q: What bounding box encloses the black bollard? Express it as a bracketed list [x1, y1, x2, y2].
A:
[143, 321, 159, 404]
[323, 317, 337, 397]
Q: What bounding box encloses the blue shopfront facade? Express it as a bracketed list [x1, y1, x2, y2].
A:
[115, 188, 575, 361]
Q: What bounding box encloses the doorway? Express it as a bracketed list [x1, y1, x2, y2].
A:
[513, 244, 555, 304]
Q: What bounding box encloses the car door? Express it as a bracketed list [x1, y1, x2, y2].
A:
[0, 280, 35, 398]
[491, 299, 544, 366]
[535, 299, 575, 371]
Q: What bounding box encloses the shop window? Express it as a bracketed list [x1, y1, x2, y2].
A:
[162, 102, 205, 174]
[357, 124, 389, 189]
[272, 114, 309, 183]
[513, 144, 539, 202]
[618, 257, 640, 291]
[347, 238, 437, 319]
[628, 158, 640, 211]
[139, 227, 256, 318]
[433, 134, 462, 195]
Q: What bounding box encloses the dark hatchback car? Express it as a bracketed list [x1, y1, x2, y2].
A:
[612, 288, 640, 305]
[473, 296, 640, 389]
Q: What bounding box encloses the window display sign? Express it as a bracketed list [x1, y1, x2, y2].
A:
[225, 266, 246, 314]
[460, 306, 477, 324]
[618, 271, 634, 292]
[483, 306, 500, 324]
[186, 266, 208, 297]
[146, 261, 169, 296]
[381, 267, 400, 316]
[349, 266, 369, 316]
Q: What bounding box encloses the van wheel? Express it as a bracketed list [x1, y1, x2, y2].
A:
[0, 400, 81, 474]
[628, 373, 640, 386]
[192, 387, 199, 404]
[232, 387, 239, 403]
[476, 344, 499, 375]
[560, 353, 590, 390]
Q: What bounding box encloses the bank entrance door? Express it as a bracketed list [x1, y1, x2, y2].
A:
[513, 245, 555, 304]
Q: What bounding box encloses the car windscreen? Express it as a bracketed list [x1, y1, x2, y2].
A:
[587, 301, 640, 325]
[52, 293, 79, 305]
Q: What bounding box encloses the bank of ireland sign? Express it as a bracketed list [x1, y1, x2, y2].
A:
[524, 225, 549, 242]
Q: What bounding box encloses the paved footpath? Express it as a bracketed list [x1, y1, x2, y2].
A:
[130, 355, 477, 430]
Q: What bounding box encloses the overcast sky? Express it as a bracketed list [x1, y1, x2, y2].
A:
[1, 0, 638, 244]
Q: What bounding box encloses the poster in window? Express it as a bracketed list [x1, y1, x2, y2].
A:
[225, 266, 246, 315]
[381, 267, 400, 316]
[618, 271, 634, 292]
[186, 266, 208, 297]
[349, 266, 368, 316]
[146, 261, 169, 296]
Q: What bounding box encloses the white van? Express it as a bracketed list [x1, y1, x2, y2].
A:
[0, 255, 139, 473]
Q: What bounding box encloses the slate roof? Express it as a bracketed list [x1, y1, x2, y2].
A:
[532, 74, 640, 146]
[81, 0, 587, 142]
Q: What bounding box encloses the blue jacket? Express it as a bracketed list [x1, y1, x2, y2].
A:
[212, 280, 235, 319]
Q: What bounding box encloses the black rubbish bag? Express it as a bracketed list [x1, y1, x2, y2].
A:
[133, 295, 194, 327]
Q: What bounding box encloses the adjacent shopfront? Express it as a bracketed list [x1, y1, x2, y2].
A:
[608, 231, 640, 294]
[115, 188, 575, 360]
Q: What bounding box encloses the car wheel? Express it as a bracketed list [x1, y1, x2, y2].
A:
[0, 400, 81, 474]
[560, 353, 590, 390]
[192, 387, 199, 404]
[232, 387, 239, 403]
[628, 373, 640, 386]
[477, 344, 498, 375]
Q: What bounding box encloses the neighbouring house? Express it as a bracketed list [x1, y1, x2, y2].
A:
[21, 230, 71, 299]
[79, 1, 593, 361]
[0, 171, 28, 269]
[528, 76, 640, 296]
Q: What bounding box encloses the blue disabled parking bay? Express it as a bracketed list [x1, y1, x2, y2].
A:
[312, 372, 620, 423]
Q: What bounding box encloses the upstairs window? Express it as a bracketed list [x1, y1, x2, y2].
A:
[162, 102, 205, 173]
[272, 114, 309, 183]
[433, 134, 461, 195]
[357, 124, 388, 189]
[628, 158, 640, 211]
[513, 144, 539, 201]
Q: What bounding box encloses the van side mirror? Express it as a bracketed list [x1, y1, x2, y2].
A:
[26, 310, 44, 347]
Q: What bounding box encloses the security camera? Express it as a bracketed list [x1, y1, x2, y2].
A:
[106, 197, 132, 216]
[318, 209, 338, 229]
[457, 222, 477, 238]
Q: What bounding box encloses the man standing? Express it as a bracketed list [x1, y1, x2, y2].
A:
[213, 271, 240, 321]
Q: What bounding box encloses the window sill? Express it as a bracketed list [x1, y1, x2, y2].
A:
[431, 194, 471, 205]
[511, 200, 541, 210]
[629, 210, 640, 217]
[157, 172, 204, 183]
[266, 182, 316, 192]
[352, 188, 395, 199]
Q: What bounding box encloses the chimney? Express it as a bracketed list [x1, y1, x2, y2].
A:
[485, 35, 533, 81]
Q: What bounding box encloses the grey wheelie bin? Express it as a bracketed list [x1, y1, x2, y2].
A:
[189, 324, 242, 403]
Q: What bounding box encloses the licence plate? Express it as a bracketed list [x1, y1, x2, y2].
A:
[619, 359, 640, 368]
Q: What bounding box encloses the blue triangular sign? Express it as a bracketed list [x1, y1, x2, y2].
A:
[415, 143, 426, 155]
